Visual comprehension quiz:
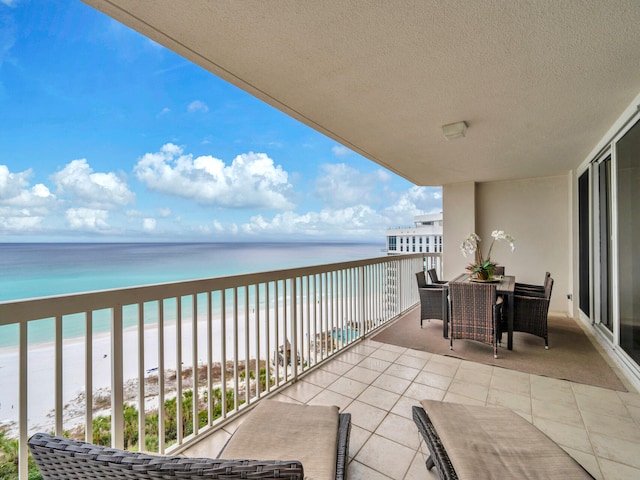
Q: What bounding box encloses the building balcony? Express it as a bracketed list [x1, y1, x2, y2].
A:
[184, 311, 640, 479]
[2, 253, 638, 479]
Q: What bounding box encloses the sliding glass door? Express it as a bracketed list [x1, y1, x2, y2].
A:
[597, 155, 614, 334]
[616, 120, 640, 364]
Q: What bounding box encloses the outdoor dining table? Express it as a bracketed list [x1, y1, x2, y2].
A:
[443, 274, 516, 350]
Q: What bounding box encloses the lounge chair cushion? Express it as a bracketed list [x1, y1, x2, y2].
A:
[420, 399, 591, 479]
[219, 399, 339, 480]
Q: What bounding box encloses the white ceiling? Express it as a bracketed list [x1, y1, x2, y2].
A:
[82, 0, 640, 186]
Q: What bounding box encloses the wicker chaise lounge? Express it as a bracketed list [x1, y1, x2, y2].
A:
[412, 400, 593, 479]
[29, 400, 351, 480]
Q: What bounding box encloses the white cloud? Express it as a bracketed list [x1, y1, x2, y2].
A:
[142, 218, 156, 231]
[213, 220, 224, 232]
[315, 163, 390, 208]
[0, 165, 56, 208]
[158, 208, 171, 217]
[52, 159, 135, 208]
[331, 145, 352, 157]
[187, 100, 209, 113]
[382, 185, 442, 226]
[134, 143, 294, 209]
[241, 205, 387, 237]
[65, 208, 110, 231]
[157, 107, 170, 117]
[0, 214, 43, 232]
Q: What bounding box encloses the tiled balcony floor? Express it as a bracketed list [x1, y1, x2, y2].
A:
[185, 338, 640, 479]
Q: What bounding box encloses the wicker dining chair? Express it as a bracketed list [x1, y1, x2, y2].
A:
[510, 276, 554, 349]
[514, 271, 550, 297]
[416, 272, 447, 332]
[427, 268, 447, 284]
[448, 281, 502, 358]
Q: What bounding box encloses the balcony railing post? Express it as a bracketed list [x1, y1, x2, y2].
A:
[111, 305, 124, 449]
[2, 251, 436, 469]
[18, 321, 27, 480]
[291, 277, 298, 381]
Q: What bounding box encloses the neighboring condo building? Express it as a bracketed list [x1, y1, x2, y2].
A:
[386, 212, 443, 255]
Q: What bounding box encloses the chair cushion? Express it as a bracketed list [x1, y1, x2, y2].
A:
[219, 400, 339, 480]
[420, 400, 591, 479]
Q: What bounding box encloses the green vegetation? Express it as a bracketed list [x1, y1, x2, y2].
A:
[0, 367, 274, 479]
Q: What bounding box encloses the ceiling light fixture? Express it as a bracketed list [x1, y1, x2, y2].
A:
[442, 121, 468, 141]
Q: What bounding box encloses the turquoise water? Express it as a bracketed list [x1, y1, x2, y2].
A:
[0, 242, 384, 301]
[0, 242, 384, 346]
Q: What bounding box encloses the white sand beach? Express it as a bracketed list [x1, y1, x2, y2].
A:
[0, 316, 282, 436]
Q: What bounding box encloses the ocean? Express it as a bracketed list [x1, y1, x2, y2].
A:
[0, 242, 385, 302]
[0, 242, 387, 429]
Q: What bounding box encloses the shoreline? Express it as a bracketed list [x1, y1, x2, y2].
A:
[0, 316, 277, 437]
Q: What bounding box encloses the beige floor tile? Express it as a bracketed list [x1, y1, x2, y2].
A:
[375, 412, 422, 450]
[393, 353, 429, 370]
[344, 400, 388, 432]
[343, 365, 380, 384]
[404, 451, 440, 480]
[442, 391, 486, 406]
[453, 367, 492, 387]
[531, 397, 585, 427]
[573, 384, 625, 412]
[404, 382, 446, 402]
[372, 373, 412, 394]
[344, 364, 382, 384]
[429, 354, 462, 367]
[561, 446, 603, 480]
[370, 348, 404, 363]
[581, 409, 640, 443]
[627, 404, 640, 425]
[422, 358, 459, 378]
[349, 344, 379, 356]
[348, 424, 373, 459]
[403, 348, 433, 361]
[448, 379, 489, 402]
[307, 388, 353, 410]
[493, 364, 530, 380]
[358, 385, 401, 411]
[355, 434, 416, 479]
[358, 356, 393, 372]
[458, 359, 494, 375]
[337, 350, 368, 365]
[347, 460, 393, 480]
[269, 393, 303, 405]
[378, 343, 407, 353]
[530, 376, 577, 406]
[327, 376, 370, 398]
[532, 417, 593, 454]
[487, 388, 531, 414]
[490, 371, 531, 396]
[617, 390, 640, 408]
[280, 380, 324, 403]
[182, 428, 230, 458]
[413, 370, 453, 391]
[590, 432, 640, 469]
[390, 395, 421, 420]
[320, 359, 354, 375]
[301, 368, 341, 388]
[385, 363, 420, 381]
[598, 458, 640, 480]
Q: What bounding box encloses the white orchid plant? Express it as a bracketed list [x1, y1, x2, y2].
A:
[460, 230, 515, 279]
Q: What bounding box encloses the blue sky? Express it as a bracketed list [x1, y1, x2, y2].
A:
[0, 1, 441, 242]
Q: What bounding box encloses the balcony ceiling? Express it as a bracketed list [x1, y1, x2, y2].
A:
[83, 0, 640, 186]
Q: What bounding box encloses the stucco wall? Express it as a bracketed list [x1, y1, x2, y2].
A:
[443, 175, 570, 313]
[442, 182, 476, 279]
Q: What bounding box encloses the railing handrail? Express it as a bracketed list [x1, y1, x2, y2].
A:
[0, 253, 438, 324]
[0, 252, 442, 480]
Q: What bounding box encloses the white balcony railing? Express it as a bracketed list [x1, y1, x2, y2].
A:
[0, 252, 441, 479]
